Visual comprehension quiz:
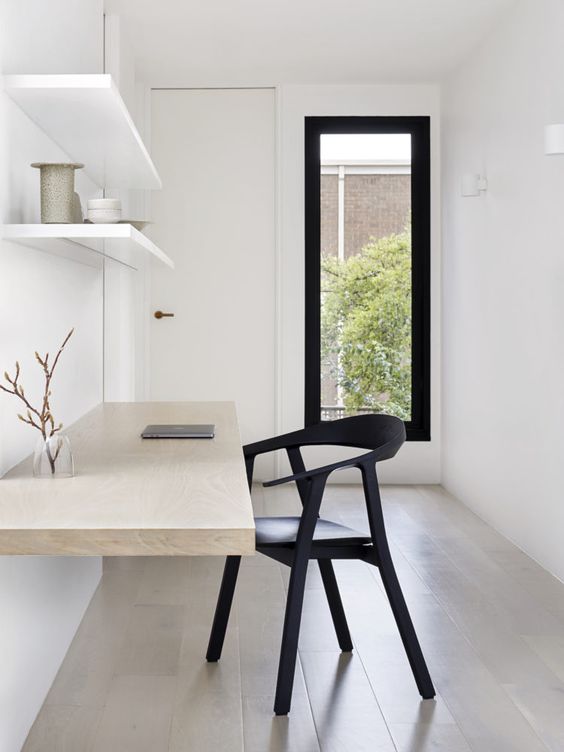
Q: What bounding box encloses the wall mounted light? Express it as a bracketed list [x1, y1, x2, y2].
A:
[545, 124, 564, 155]
[461, 173, 488, 197]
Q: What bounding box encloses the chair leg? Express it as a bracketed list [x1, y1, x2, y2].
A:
[274, 556, 309, 715]
[362, 465, 435, 699]
[206, 556, 241, 662]
[378, 552, 435, 698]
[318, 559, 353, 652]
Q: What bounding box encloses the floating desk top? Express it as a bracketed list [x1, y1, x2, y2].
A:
[0, 402, 255, 556]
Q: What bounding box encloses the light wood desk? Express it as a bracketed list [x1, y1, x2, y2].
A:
[0, 402, 255, 556]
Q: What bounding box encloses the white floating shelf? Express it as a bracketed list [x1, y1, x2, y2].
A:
[3, 224, 174, 271]
[4, 74, 162, 190]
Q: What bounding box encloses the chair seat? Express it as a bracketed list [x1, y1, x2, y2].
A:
[255, 516, 371, 548]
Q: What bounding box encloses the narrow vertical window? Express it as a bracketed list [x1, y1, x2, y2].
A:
[305, 117, 430, 440]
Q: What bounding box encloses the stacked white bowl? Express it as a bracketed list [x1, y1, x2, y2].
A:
[87, 198, 122, 223]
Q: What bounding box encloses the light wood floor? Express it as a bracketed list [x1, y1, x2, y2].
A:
[23, 484, 564, 752]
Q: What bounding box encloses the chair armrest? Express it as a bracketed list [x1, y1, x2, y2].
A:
[262, 451, 373, 487]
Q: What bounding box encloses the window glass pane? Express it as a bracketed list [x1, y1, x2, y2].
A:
[320, 133, 412, 422]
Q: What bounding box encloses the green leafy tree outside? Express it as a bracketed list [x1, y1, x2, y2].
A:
[321, 225, 412, 421]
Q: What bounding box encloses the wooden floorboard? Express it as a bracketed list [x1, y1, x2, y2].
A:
[23, 483, 564, 752]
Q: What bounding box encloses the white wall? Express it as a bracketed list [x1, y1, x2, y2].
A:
[278, 85, 442, 483]
[442, 0, 564, 579]
[1, 1, 103, 75]
[0, 4, 104, 749]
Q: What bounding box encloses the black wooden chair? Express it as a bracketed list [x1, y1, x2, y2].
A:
[206, 414, 435, 715]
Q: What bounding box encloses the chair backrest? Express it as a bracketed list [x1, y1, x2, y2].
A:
[244, 413, 406, 491]
[296, 414, 406, 463]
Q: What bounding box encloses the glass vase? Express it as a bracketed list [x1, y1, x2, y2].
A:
[33, 434, 74, 478]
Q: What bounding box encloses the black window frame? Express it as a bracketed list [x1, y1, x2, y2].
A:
[304, 115, 431, 441]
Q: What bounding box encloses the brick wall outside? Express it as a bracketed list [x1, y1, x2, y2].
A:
[320, 173, 411, 258]
[345, 174, 410, 256]
[320, 174, 338, 256]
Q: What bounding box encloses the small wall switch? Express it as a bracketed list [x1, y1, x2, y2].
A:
[545, 124, 564, 155]
[461, 173, 487, 197]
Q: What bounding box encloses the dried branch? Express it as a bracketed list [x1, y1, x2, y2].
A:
[0, 329, 74, 445]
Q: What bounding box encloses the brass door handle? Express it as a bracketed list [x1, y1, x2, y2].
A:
[154, 310, 175, 319]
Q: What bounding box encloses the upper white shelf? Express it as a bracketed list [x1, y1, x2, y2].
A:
[4, 74, 162, 190]
[3, 224, 174, 271]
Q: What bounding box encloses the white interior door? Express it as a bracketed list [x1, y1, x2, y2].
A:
[148, 89, 276, 470]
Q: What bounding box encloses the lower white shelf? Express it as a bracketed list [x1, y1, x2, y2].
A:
[2, 224, 174, 270]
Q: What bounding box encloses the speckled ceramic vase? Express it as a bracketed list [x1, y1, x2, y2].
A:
[31, 162, 84, 223]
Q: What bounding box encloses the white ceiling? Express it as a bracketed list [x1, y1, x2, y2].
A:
[105, 0, 517, 87]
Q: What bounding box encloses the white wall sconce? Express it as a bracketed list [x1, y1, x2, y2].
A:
[545, 124, 564, 155]
[461, 173, 488, 197]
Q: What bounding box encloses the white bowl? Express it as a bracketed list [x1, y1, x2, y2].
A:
[87, 208, 122, 224]
[87, 198, 121, 210]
